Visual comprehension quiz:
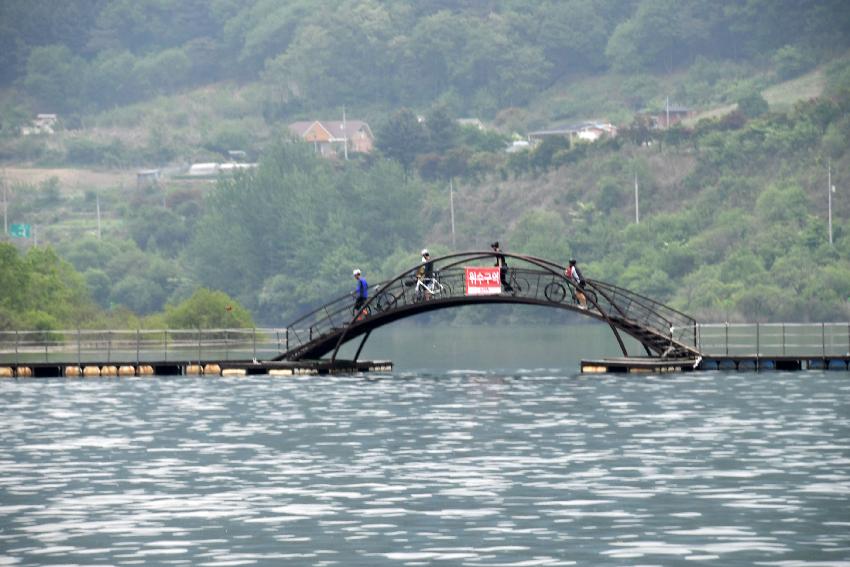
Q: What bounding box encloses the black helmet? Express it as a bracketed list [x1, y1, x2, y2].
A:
[491, 241, 499, 248]
[569, 258, 576, 265]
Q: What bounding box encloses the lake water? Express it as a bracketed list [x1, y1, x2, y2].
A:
[1, 324, 849, 566]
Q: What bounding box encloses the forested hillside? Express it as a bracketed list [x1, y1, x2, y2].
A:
[1, 0, 849, 329]
[3, 0, 849, 123]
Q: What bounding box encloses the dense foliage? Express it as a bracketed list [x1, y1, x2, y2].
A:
[163, 288, 254, 329]
[2, 0, 848, 118]
[0, 242, 98, 330]
[0, 242, 252, 331]
[187, 142, 428, 323]
[471, 96, 850, 322]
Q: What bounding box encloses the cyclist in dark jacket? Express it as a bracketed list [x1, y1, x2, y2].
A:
[417, 249, 434, 280]
[491, 241, 513, 293]
[565, 259, 586, 308]
[415, 249, 434, 301]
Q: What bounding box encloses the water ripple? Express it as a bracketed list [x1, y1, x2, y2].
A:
[1, 370, 848, 565]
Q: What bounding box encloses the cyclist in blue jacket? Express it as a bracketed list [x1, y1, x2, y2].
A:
[353, 268, 368, 314]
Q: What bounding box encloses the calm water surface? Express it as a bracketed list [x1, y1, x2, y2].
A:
[1, 325, 849, 566]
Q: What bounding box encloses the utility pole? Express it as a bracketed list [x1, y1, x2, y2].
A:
[828, 158, 834, 246]
[342, 106, 349, 161]
[2, 171, 7, 237]
[449, 178, 456, 248]
[96, 192, 102, 240]
[634, 172, 640, 224]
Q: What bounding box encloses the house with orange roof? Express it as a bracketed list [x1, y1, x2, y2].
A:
[288, 120, 374, 158]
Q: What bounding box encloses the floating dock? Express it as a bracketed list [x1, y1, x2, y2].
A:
[581, 357, 699, 374]
[0, 359, 393, 378]
[582, 356, 850, 373]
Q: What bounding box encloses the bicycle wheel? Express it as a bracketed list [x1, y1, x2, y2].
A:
[413, 286, 426, 303]
[436, 281, 452, 297]
[544, 281, 567, 303]
[511, 276, 529, 296]
[375, 292, 397, 312]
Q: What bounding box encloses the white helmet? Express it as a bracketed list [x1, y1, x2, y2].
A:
[353, 268, 361, 276]
[421, 248, 429, 256]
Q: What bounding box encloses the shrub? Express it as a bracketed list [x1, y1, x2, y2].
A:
[736, 91, 769, 118]
[165, 288, 253, 329]
[772, 45, 814, 81]
[65, 137, 131, 167]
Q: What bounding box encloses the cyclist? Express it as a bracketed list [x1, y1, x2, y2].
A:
[418, 249, 434, 280]
[490, 241, 513, 293]
[565, 259, 587, 308]
[352, 268, 369, 316]
[416, 249, 434, 300]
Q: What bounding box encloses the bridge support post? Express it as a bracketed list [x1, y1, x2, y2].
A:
[353, 331, 372, 363]
[608, 325, 629, 357]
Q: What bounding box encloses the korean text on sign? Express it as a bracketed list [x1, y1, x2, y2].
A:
[9, 223, 31, 238]
[465, 267, 501, 296]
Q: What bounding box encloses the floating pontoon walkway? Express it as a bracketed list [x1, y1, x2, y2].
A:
[0, 359, 392, 378]
[582, 322, 850, 373]
[582, 355, 850, 374]
[2, 319, 848, 377]
[0, 328, 391, 378]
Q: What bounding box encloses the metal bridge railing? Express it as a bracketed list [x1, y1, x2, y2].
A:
[697, 323, 850, 357]
[588, 280, 697, 350]
[0, 328, 291, 365]
[280, 250, 701, 360]
[280, 259, 588, 359]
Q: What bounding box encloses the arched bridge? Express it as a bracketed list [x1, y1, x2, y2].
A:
[274, 251, 700, 364]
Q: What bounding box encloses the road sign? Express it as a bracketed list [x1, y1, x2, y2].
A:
[9, 223, 31, 238]
[465, 266, 501, 296]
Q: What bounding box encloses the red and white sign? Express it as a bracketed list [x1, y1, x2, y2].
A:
[465, 266, 502, 296]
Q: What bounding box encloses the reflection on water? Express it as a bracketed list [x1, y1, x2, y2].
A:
[1, 327, 849, 566]
[356, 319, 633, 370]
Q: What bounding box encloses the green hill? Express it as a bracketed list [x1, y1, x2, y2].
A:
[1, 1, 849, 329]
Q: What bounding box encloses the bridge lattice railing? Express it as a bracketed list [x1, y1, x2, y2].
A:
[518, 255, 698, 353]
[585, 280, 698, 352]
[283, 267, 474, 356]
[282, 255, 589, 358]
[281, 251, 699, 359]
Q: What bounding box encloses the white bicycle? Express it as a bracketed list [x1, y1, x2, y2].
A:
[375, 273, 453, 311]
[414, 274, 452, 302]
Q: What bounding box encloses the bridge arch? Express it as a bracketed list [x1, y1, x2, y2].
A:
[274, 251, 700, 363]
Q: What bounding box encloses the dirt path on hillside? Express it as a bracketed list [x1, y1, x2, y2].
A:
[686, 68, 826, 124]
[0, 167, 135, 191]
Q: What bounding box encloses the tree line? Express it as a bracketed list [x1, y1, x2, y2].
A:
[0, 241, 253, 331]
[3, 0, 848, 118]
